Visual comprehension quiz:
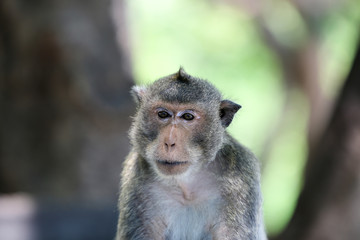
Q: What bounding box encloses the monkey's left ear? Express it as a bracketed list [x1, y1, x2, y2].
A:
[220, 100, 241, 128]
[131, 86, 147, 105]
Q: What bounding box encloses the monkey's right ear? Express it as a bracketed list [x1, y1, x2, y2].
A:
[131, 86, 147, 105]
[220, 100, 241, 128]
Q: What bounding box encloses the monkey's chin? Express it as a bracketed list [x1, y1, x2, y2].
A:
[155, 160, 190, 175]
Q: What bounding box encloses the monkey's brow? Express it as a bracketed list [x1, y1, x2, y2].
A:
[155, 107, 169, 111]
[182, 109, 196, 112]
[155, 105, 198, 112]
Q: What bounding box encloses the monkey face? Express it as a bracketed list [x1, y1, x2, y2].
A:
[142, 102, 210, 176]
[129, 68, 241, 178]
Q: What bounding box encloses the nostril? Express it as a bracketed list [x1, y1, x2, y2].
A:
[164, 142, 175, 151]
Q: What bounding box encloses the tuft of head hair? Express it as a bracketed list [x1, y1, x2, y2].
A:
[147, 68, 221, 104]
[174, 67, 191, 83]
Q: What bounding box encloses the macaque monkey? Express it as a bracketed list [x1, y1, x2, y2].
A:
[116, 68, 266, 240]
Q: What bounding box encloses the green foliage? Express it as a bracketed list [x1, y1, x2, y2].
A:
[262, 89, 309, 234]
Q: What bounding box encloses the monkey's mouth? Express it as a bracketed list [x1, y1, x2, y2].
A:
[156, 160, 190, 175]
[157, 160, 188, 166]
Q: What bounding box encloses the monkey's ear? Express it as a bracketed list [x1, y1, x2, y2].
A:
[131, 86, 147, 105]
[220, 100, 241, 128]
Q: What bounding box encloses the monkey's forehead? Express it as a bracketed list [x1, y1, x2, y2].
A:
[148, 76, 222, 104]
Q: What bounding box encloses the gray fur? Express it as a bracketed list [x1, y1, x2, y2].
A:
[116, 68, 267, 240]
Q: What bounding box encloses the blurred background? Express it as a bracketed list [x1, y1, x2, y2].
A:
[0, 0, 359, 239]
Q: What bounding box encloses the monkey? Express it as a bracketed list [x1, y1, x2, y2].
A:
[116, 68, 267, 240]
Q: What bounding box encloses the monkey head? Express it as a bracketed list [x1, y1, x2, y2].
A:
[129, 68, 241, 177]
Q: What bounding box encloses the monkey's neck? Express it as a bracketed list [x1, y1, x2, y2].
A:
[178, 182, 194, 201]
[159, 170, 219, 205]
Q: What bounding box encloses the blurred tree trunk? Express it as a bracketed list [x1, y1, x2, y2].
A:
[0, 0, 134, 203]
[275, 43, 360, 240]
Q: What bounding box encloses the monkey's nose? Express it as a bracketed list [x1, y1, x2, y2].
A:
[164, 142, 176, 152]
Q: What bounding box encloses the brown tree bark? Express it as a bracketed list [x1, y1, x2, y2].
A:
[274, 43, 360, 240]
[0, 1, 134, 239]
[0, 0, 134, 202]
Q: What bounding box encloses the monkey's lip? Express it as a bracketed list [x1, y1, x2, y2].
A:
[156, 160, 190, 175]
[156, 160, 189, 166]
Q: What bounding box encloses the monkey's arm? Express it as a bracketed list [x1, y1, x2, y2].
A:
[216, 138, 267, 240]
[116, 152, 165, 240]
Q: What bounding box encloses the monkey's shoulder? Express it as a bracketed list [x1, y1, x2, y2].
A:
[217, 134, 258, 168]
[120, 151, 154, 191]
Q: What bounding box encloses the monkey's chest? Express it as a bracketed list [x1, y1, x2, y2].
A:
[151, 186, 221, 240]
[162, 202, 219, 240]
[150, 175, 222, 239]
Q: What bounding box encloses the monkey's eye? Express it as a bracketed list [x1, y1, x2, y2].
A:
[158, 111, 171, 119]
[181, 113, 195, 121]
